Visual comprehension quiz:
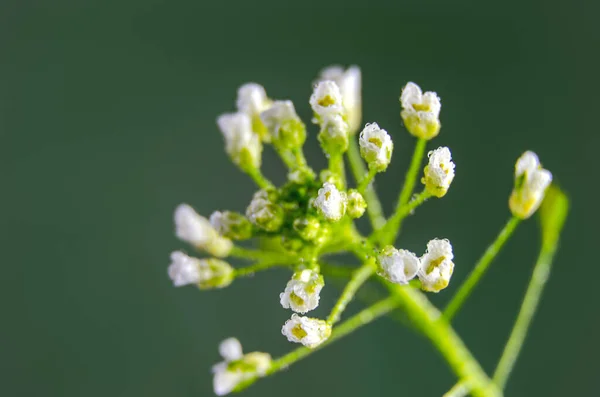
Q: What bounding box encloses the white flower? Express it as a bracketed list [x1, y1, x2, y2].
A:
[216, 112, 262, 170]
[310, 80, 344, 120]
[509, 151, 552, 219]
[168, 251, 234, 289]
[280, 269, 324, 314]
[359, 122, 393, 172]
[346, 189, 367, 219]
[259, 100, 305, 149]
[318, 65, 362, 133]
[422, 147, 456, 197]
[400, 82, 441, 140]
[313, 182, 347, 222]
[209, 211, 253, 240]
[212, 338, 271, 396]
[419, 239, 455, 293]
[377, 246, 421, 285]
[174, 204, 232, 257]
[281, 314, 332, 348]
[236, 83, 271, 117]
[318, 113, 349, 155]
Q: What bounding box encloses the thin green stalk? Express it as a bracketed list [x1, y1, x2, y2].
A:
[346, 138, 385, 230]
[443, 216, 521, 321]
[443, 381, 469, 397]
[388, 284, 501, 397]
[233, 296, 400, 393]
[229, 246, 297, 263]
[328, 153, 346, 188]
[234, 260, 291, 278]
[370, 189, 431, 243]
[378, 138, 427, 246]
[246, 168, 274, 189]
[327, 260, 377, 324]
[357, 167, 377, 194]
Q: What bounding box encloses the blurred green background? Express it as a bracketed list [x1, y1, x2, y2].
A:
[2, 1, 597, 396]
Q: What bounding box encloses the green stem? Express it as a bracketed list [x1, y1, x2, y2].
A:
[443, 216, 521, 321]
[370, 190, 431, 244]
[233, 296, 400, 393]
[245, 168, 274, 189]
[492, 236, 559, 389]
[357, 167, 377, 194]
[443, 381, 469, 397]
[234, 260, 291, 278]
[346, 138, 385, 230]
[378, 138, 427, 246]
[388, 284, 501, 397]
[326, 260, 377, 324]
[229, 246, 297, 263]
[328, 153, 346, 188]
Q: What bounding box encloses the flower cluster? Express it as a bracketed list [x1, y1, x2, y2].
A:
[166, 66, 554, 395]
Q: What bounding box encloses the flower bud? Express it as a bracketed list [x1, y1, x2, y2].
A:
[310, 80, 344, 121]
[346, 189, 367, 219]
[236, 83, 272, 142]
[317, 65, 362, 133]
[246, 189, 285, 232]
[281, 314, 332, 348]
[318, 113, 349, 155]
[168, 251, 234, 289]
[280, 269, 325, 314]
[217, 112, 263, 171]
[359, 122, 393, 172]
[209, 211, 253, 240]
[313, 182, 347, 222]
[260, 100, 306, 150]
[422, 147, 455, 197]
[509, 151, 552, 219]
[377, 246, 421, 285]
[174, 204, 232, 257]
[419, 239, 454, 292]
[400, 82, 441, 140]
[293, 217, 322, 242]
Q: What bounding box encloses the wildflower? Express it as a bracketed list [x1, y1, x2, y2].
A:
[310, 80, 344, 121]
[259, 100, 306, 150]
[168, 251, 234, 289]
[212, 338, 271, 396]
[281, 314, 332, 348]
[216, 112, 263, 171]
[280, 269, 325, 314]
[359, 123, 393, 172]
[509, 151, 553, 219]
[318, 113, 350, 155]
[236, 83, 272, 142]
[174, 204, 232, 257]
[318, 65, 362, 133]
[246, 189, 285, 232]
[346, 189, 367, 219]
[377, 246, 421, 285]
[400, 82, 441, 140]
[422, 147, 455, 197]
[209, 211, 253, 241]
[419, 239, 454, 292]
[313, 182, 347, 222]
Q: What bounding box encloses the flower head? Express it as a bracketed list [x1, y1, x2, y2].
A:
[422, 147, 455, 197]
[377, 246, 421, 285]
[317, 65, 362, 133]
[400, 82, 441, 140]
[509, 151, 552, 219]
[419, 239, 454, 292]
[359, 123, 393, 172]
[259, 100, 306, 150]
[236, 83, 271, 118]
[246, 189, 285, 232]
[281, 314, 332, 348]
[318, 113, 350, 155]
[280, 269, 325, 314]
[209, 211, 253, 241]
[217, 112, 263, 171]
[212, 338, 271, 396]
[310, 80, 344, 121]
[346, 189, 367, 219]
[168, 251, 234, 289]
[313, 182, 347, 222]
[174, 204, 232, 257]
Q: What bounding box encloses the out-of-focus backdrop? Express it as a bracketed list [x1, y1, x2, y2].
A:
[2, 1, 597, 396]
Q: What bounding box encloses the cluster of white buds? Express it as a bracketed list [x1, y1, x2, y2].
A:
[317, 65, 362, 133]
[260, 100, 306, 150]
[318, 113, 349, 156]
[359, 123, 393, 172]
[212, 338, 272, 396]
[175, 204, 233, 257]
[280, 269, 325, 314]
[236, 83, 273, 142]
[376, 238, 454, 293]
[168, 251, 234, 289]
[310, 80, 345, 120]
[422, 146, 456, 197]
[246, 189, 285, 232]
[209, 211, 253, 241]
[281, 314, 332, 348]
[313, 182, 347, 222]
[400, 82, 442, 140]
[216, 112, 263, 172]
[509, 151, 552, 219]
